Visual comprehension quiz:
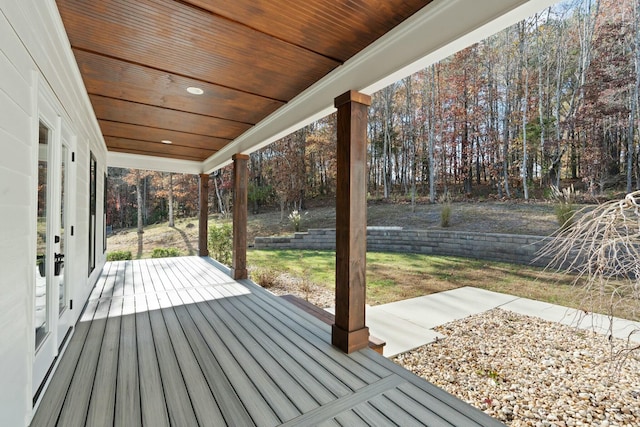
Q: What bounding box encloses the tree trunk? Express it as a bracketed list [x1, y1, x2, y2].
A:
[503, 29, 512, 198]
[521, 22, 529, 201]
[213, 173, 224, 214]
[136, 169, 144, 259]
[429, 65, 437, 203]
[168, 172, 175, 227]
[629, 0, 640, 192]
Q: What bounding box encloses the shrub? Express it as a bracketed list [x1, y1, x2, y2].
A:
[208, 223, 232, 265]
[151, 247, 181, 258]
[439, 193, 452, 227]
[106, 250, 132, 261]
[554, 203, 574, 230]
[251, 267, 279, 289]
[288, 209, 307, 232]
[550, 184, 577, 230]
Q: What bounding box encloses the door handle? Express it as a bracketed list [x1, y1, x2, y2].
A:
[54, 253, 64, 276]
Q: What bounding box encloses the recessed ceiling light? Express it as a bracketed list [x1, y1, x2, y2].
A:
[186, 86, 204, 95]
[161, 140, 172, 144]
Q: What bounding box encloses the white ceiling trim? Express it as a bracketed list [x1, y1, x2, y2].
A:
[201, 0, 558, 174]
[107, 151, 203, 175]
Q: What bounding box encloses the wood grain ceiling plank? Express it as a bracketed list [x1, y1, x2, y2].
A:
[57, 0, 340, 101]
[106, 137, 215, 161]
[98, 121, 229, 151]
[184, 0, 431, 62]
[75, 50, 283, 125]
[90, 95, 250, 139]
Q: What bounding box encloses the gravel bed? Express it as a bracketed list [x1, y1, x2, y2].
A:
[393, 309, 640, 427]
[258, 272, 335, 308]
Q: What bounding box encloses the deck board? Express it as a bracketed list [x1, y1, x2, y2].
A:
[196, 286, 322, 414]
[135, 293, 170, 427]
[178, 257, 382, 387]
[351, 402, 397, 426]
[85, 297, 122, 427]
[179, 287, 281, 426]
[31, 256, 504, 427]
[170, 293, 262, 426]
[197, 285, 340, 405]
[114, 298, 140, 427]
[56, 298, 110, 427]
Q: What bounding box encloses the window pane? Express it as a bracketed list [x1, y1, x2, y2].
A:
[36, 122, 49, 349]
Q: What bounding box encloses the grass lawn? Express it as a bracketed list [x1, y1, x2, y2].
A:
[247, 249, 639, 321]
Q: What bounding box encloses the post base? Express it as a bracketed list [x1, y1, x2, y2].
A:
[232, 268, 248, 280]
[331, 324, 369, 354]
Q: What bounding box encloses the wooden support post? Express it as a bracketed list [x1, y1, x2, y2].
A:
[332, 90, 371, 353]
[232, 154, 249, 280]
[198, 173, 209, 257]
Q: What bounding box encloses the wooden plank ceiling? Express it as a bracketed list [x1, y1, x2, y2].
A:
[56, 0, 431, 162]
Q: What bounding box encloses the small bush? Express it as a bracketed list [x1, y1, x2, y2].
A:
[550, 184, 577, 230]
[439, 193, 452, 227]
[208, 223, 232, 265]
[251, 267, 280, 289]
[151, 247, 181, 258]
[555, 203, 574, 230]
[288, 209, 307, 232]
[107, 250, 132, 261]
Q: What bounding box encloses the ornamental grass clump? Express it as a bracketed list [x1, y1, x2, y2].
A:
[288, 209, 307, 232]
[439, 193, 452, 227]
[551, 184, 577, 230]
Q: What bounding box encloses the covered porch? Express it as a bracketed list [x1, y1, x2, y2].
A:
[31, 257, 502, 426]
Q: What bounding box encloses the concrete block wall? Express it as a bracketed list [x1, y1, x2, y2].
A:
[254, 228, 555, 267]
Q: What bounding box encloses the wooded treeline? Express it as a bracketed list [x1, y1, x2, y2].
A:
[108, 0, 640, 228]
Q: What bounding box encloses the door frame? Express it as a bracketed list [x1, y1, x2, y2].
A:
[32, 81, 75, 395]
[56, 121, 75, 348]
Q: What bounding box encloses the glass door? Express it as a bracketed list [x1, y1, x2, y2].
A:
[35, 123, 51, 355]
[33, 114, 71, 394]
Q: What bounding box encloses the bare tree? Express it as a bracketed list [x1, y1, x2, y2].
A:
[520, 21, 530, 200]
[628, 0, 640, 192]
[540, 190, 640, 357]
[167, 172, 175, 227]
[136, 169, 143, 258]
[429, 65, 437, 203]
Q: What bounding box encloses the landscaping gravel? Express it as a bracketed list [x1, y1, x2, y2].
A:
[258, 272, 335, 308]
[393, 309, 640, 427]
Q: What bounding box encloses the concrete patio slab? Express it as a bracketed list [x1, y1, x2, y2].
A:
[365, 311, 445, 357]
[501, 297, 640, 343]
[369, 287, 519, 330]
[364, 286, 640, 358]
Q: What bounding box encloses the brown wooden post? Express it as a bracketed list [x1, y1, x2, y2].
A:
[332, 90, 371, 353]
[198, 173, 209, 257]
[232, 154, 249, 279]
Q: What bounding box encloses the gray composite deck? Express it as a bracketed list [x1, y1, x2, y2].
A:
[31, 256, 503, 426]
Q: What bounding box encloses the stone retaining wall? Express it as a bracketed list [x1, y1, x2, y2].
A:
[254, 228, 555, 267]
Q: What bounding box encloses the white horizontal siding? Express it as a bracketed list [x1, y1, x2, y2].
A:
[0, 236, 32, 426]
[1, 1, 109, 425]
[0, 9, 35, 427]
[0, 50, 30, 114]
[0, 127, 32, 182]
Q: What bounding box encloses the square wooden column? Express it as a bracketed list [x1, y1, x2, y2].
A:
[232, 154, 249, 279]
[198, 173, 210, 257]
[332, 90, 371, 353]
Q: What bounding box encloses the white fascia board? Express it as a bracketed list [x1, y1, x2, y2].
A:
[202, 0, 557, 174]
[107, 152, 203, 175]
